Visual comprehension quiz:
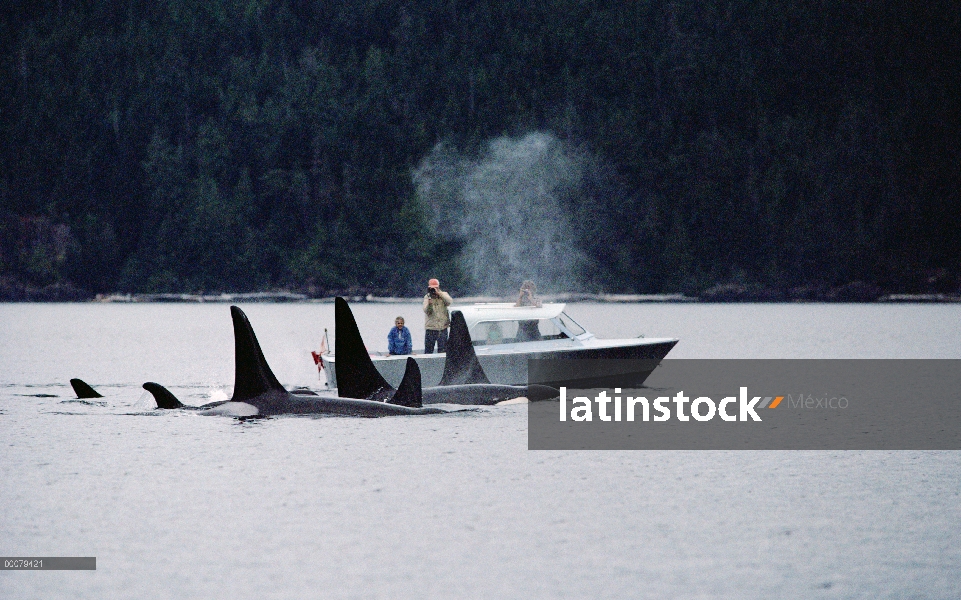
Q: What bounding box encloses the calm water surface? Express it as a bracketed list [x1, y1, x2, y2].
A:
[1, 302, 959, 598]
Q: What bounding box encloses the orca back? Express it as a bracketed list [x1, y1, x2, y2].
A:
[438, 310, 490, 386]
[334, 297, 394, 400]
[70, 378, 103, 399]
[142, 382, 184, 409]
[388, 358, 423, 408]
[230, 306, 288, 402]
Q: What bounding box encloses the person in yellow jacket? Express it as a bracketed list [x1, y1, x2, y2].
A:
[422, 278, 453, 353]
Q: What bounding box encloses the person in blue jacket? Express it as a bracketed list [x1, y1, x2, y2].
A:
[387, 316, 412, 355]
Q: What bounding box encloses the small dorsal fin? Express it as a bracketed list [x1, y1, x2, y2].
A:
[334, 297, 394, 400]
[289, 387, 319, 396]
[142, 382, 184, 409]
[438, 310, 490, 385]
[70, 378, 103, 399]
[230, 306, 286, 402]
[388, 358, 423, 408]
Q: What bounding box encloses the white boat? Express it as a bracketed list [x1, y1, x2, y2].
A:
[321, 302, 678, 389]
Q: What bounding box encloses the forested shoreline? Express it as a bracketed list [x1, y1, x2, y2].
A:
[2, 1, 959, 300]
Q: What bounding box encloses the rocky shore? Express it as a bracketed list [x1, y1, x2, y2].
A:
[2, 276, 958, 303]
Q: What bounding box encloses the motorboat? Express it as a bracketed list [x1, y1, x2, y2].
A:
[321, 302, 678, 388]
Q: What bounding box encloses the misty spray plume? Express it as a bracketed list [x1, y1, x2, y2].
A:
[413, 132, 587, 295]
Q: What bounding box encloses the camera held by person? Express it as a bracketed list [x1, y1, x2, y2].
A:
[516, 280, 542, 307]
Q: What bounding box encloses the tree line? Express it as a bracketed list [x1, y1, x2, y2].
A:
[1, 0, 958, 299]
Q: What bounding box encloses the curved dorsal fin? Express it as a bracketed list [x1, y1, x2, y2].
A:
[70, 378, 103, 399]
[438, 310, 490, 385]
[142, 382, 184, 409]
[230, 305, 286, 402]
[388, 358, 423, 408]
[334, 297, 394, 400]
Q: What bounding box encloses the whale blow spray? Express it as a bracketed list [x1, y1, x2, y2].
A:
[413, 132, 587, 295]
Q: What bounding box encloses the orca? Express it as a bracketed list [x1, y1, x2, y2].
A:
[142, 382, 185, 409]
[438, 310, 558, 401]
[141, 382, 258, 415]
[141, 305, 448, 417]
[70, 378, 103, 399]
[437, 310, 491, 386]
[73, 377, 313, 405]
[140, 382, 221, 410]
[141, 382, 260, 416]
[333, 298, 559, 406]
[334, 296, 397, 402]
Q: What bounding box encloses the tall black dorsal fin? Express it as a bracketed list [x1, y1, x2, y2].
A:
[388, 357, 423, 408]
[70, 378, 103, 399]
[334, 297, 394, 400]
[230, 305, 286, 402]
[142, 382, 184, 409]
[438, 310, 490, 385]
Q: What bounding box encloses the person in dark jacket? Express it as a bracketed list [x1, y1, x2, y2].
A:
[388, 316, 413, 355]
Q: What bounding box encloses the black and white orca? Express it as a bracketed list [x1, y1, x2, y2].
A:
[140, 306, 449, 417]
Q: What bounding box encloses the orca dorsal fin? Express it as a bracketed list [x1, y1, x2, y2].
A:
[70, 378, 103, 399]
[438, 310, 490, 385]
[388, 357, 423, 408]
[334, 297, 394, 400]
[142, 382, 184, 409]
[230, 305, 286, 402]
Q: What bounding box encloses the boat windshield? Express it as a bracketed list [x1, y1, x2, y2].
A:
[555, 312, 586, 336]
[471, 318, 568, 345]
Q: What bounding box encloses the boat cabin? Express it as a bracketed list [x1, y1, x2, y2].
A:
[453, 303, 590, 346]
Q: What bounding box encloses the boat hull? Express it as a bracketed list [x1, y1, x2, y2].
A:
[323, 338, 678, 389]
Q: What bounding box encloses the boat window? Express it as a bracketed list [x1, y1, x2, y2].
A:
[555, 312, 586, 336]
[471, 319, 568, 345]
[472, 321, 518, 345]
[533, 318, 565, 340]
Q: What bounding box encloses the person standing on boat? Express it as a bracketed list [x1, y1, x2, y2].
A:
[516, 280, 542, 307]
[516, 280, 543, 341]
[387, 316, 412, 355]
[423, 278, 452, 353]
